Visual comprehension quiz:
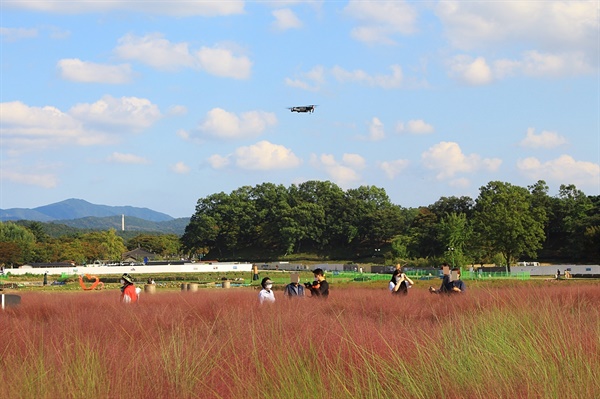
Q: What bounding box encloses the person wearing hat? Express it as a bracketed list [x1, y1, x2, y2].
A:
[120, 273, 138, 304]
[258, 277, 275, 304]
[306, 268, 329, 298]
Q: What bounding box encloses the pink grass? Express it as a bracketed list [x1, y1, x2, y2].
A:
[1, 284, 599, 398]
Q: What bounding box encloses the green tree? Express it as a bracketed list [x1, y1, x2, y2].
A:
[127, 234, 181, 258]
[0, 221, 36, 265]
[472, 181, 546, 271]
[81, 229, 126, 262]
[437, 212, 472, 268]
[408, 207, 440, 259]
[551, 184, 594, 260]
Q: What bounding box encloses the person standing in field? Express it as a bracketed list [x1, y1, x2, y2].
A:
[389, 268, 414, 295]
[306, 268, 329, 298]
[258, 277, 275, 304]
[284, 273, 305, 299]
[120, 273, 138, 304]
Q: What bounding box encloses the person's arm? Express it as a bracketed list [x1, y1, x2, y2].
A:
[440, 275, 452, 292]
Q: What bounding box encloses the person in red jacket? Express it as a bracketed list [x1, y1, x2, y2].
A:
[120, 273, 138, 304]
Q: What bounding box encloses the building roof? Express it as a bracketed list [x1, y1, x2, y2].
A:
[121, 248, 157, 261]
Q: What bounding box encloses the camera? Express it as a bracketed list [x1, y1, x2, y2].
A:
[304, 282, 313, 288]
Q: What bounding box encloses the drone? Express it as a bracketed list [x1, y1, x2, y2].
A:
[288, 105, 317, 113]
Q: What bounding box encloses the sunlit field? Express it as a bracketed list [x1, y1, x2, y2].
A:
[2, 283, 599, 399]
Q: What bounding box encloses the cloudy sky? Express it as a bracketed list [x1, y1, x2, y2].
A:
[1, 1, 599, 218]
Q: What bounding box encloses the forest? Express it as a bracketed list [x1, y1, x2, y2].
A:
[1, 180, 599, 268]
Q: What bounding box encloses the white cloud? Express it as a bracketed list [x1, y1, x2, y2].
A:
[517, 155, 600, 188]
[519, 127, 567, 149]
[57, 59, 132, 84]
[366, 117, 385, 141]
[436, 1, 597, 53]
[234, 141, 302, 170]
[285, 65, 325, 91]
[107, 152, 149, 165]
[196, 46, 252, 79]
[438, 1, 598, 78]
[0, 170, 58, 188]
[115, 33, 195, 71]
[332, 64, 403, 89]
[69, 95, 162, 130]
[207, 154, 231, 169]
[171, 161, 191, 174]
[342, 153, 366, 170]
[422, 141, 502, 179]
[310, 153, 362, 186]
[198, 108, 277, 139]
[343, 0, 418, 44]
[379, 159, 410, 179]
[4, 1, 245, 16]
[448, 55, 492, 86]
[0, 27, 37, 41]
[176, 129, 190, 140]
[0, 97, 162, 153]
[207, 141, 302, 171]
[115, 33, 252, 79]
[0, 101, 104, 149]
[516, 51, 593, 77]
[167, 105, 188, 116]
[396, 119, 435, 134]
[272, 9, 303, 31]
[449, 51, 595, 85]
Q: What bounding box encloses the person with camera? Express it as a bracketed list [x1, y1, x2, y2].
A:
[305, 268, 329, 298]
[389, 267, 414, 295]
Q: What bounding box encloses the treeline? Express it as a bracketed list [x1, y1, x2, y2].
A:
[1, 180, 599, 268]
[181, 180, 600, 267]
[0, 221, 181, 266]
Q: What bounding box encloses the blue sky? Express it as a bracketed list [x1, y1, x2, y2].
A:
[1, 1, 599, 218]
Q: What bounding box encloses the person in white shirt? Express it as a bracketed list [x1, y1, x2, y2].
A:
[258, 277, 275, 304]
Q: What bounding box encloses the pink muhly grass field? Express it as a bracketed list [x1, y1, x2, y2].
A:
[1, 283, 599, 399]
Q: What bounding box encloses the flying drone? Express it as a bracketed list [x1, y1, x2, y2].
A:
[288, 105, 317, 113]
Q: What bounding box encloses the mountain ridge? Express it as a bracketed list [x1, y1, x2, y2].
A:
[1, 198, 176, 223]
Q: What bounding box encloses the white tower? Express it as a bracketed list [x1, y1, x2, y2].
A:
[122, 214, 125, 231]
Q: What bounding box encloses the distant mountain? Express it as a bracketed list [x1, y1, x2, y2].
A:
[1, 198, 174, 223]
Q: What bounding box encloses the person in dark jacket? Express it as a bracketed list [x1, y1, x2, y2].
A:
[429, 263, 465, 293]
[306, 268, 329, 298]
[284, 273, 305, 299]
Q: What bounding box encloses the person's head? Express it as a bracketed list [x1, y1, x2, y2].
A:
[261, 277, 273, 291]
[121, 273, 134, 285]
[451, 267, 461, 279]
[313, 268, 325, 281]
[391, 269, 402, 282]
[290, 273, 300, 286]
